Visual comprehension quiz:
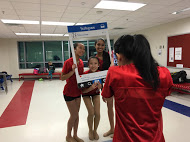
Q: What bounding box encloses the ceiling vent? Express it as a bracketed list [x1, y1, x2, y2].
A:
[113, 27, 125, 30]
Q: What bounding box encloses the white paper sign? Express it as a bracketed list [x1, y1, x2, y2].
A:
[175, 47, 182, 60]
[158, 49, 162, 56]
[169, 47, 174, 62]
[176, 64, 183, 68]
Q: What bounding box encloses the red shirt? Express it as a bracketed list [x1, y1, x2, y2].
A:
[82, 70, 100, 96]
[102, 64, 173, 142]
[96, 56, 103, 71]
[62, 57, 84, 97]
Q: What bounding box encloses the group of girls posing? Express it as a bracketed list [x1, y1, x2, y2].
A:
[61, 35, 173, 142]
[61, 38, 113, 142]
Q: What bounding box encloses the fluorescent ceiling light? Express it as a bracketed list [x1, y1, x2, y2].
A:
[15, 33, 40, 36]
[41, 34, 64, 36]
[42, 21, 75, 26]
[94, 0, 146, 11]
[75, 23, 91, 25]
[1, 19, 39, 24]
[172, 7, 190, 14]
[64, 34, 69, 36]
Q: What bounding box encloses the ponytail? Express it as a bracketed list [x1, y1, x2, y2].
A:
[114, 34, 160, 90]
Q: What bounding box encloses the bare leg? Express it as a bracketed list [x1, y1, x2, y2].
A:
[103, 97, 114, 137]
[83, 96, 94, 140]
[92, 95, 100, 140]
[73, 98, 84, 142]
[65, 99, 78, 142]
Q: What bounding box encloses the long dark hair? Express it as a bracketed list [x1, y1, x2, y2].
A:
[114, 34, 160, 90]
[95, 38, 111, 70]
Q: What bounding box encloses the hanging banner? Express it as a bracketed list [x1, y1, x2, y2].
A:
[67, 22, 112, 88]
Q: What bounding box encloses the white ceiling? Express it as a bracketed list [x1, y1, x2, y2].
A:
[0, 0, 189, 39]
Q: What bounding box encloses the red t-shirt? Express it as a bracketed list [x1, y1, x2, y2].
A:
[96, 56, 103, 71]
[102, 64, 173, 142]
[62, 57, 84, 97]
[82, 70, 100, 96]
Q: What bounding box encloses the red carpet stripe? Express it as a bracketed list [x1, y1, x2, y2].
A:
[0, 81, 35, 128]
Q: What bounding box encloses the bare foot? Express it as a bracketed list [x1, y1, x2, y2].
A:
[93, 131, 99, 140]
[66, 136, 77, 142]
[89, 131, 94, 140]
[103, 129, 114, 137]
[73, 136, 84, 142]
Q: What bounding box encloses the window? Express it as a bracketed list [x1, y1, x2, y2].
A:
[89, 40, 97, 57]
[44, 41, 62, 62]
[26, 63, 44, 69]
[25, 42, 43, 62]
[18, 39, 114, 69]
[18, 42, 25, 62]
[63, 41, 69, 61]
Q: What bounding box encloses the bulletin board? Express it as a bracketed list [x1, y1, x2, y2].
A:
[167, 33, 190, 69]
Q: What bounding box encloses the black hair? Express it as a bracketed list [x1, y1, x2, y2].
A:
[88, 56, 100, 65]
[74, 43, 78, 49]
[95, 38, 105, 46]
[70, 43, 80, 57]
[114, 34, 160, 90]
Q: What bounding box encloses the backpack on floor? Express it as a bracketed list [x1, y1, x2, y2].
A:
[33, 68, 39, 75]
[171, 70, 187, 84]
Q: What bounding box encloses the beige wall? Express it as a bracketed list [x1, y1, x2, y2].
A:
[1, 17, 190, 78]
[114, 17, 190, 78]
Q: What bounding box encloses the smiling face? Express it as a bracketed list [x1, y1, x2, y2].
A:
[95, 39, 105, 53]
[88, 58, 99, 73]
[75, 43, 85, 57]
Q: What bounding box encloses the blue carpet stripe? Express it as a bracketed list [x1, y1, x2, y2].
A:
[163, 99, 190, 117]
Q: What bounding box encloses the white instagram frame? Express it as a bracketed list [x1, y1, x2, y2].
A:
[67, 22, 112, 88]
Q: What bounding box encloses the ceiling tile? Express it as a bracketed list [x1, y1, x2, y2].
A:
[61, 13, 84, 20]
[24, 25, 40, 33]
[41, 11, 63, 17]
[60, 17, 78, 23]
[11, 1, 40, 11]
[80, 14, 104, 20]
[144, 0, 182, 5]
[107, 10, 132, 16]
[98, 15, 120, 21]
[41, 26, 56, 33]
[0, 14, 19, 19]
[41, 0, 70, 6]
[64, 6, 90, 15]
[69, 0, 101, 8]
[0, 1, 13, 9]
[137, 4, 165, 13]
[54, 26, 68, 34]
[86, 8, 112, 15]
[10, 0, 40, 3]
[18, 16, 40, 21]
[0, 0, 190, 38]
[8, 25, 26, 33]
[0, 8, 17, 16]
[41, 17, 60, 22]
[77, 19, 97, 24]
[16, 10, 40, 16]
[41, 4, 66, 13]
[171, 0, 190, 7]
